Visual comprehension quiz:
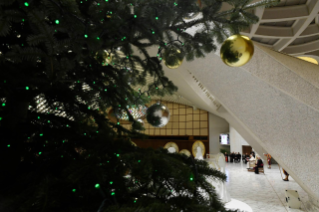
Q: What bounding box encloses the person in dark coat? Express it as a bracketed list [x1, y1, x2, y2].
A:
[254, 157, 263, 174]
[236, 152, 241, 162]
[230, 152, 234, 162]
[250, 151, 255, 158]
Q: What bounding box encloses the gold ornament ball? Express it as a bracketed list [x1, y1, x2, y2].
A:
[163, 46, 184, 69]
[220, 34, 254, 67]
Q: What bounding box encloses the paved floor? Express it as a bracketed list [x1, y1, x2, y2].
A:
[224, 162, 309, 212]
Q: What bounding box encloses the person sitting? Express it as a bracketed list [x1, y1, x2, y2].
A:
[246, 154, 256, 169]
[251, 151, 255, 158]
[237, 152, 241, 162]
[230, 152, 234, 163]
[233, 152, 238, 162]
[254, 157, 263, 174]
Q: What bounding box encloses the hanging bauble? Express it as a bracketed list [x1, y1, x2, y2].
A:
[163, 46, 184, 69]
[146, 103, 170, 128]
[220, 34, 254, 67]
[95, 50, 112, 66]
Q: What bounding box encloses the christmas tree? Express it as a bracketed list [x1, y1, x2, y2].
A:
[0, 0, 278, 211]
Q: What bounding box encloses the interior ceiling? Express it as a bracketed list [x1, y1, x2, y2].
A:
[241, 0, 319, 60]
[147, 0, 319, 110]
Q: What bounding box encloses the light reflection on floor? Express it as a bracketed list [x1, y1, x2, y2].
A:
[224, 162, 309, 212]
[225, 198, 253, 212]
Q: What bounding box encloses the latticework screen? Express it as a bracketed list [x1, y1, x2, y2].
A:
[120, 100, 208, 136]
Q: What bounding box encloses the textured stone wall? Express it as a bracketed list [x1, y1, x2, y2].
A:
[181, 49, 319, 201]
[208, 113, 229, 154]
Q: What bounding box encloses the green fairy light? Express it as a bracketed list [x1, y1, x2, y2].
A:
[138, 160, 141, 163]
[190, 177, 193, 181]
[39, 152, 42, 155]
[88, 107, 90, 110]
[117, 122, 120, 125]
[55, 20, 59, 24]
[152, 31, 155, 34]
[26, 86, 29, 90]
[24, 2, 29, 6]
[96, 37, 100, 40]
[116, 154, 120, 157]
[111, 192, 115, 195]
[62, 140, 65, 143]
[48, 120, 50, 123]
[134, 200, 137, 203]
[7, 144, 10, 148]
[110, 181, 113, 184]
[84, 34, 88, 38]
[0, 117, 2, 121]
[95, 184, 100, 189]
[96, 131, 99, 133]
[40, 134, 43, 136]
[134, 15, 137, 18]
[61, 155, 63, 158]
[155, 17, 158, 20]
[84, 133, 86, 135]
[2, 103, 5, 107]
[72, 189, 76, 192]
[38, 116, 40, 119]
[22, 19, 25, 22]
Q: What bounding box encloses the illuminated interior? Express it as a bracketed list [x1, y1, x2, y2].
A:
[115, 105, 147, 120]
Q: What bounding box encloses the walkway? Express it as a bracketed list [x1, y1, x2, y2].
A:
[225, 163, 309, 212]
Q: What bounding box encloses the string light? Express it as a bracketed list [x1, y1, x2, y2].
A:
[72, 189, 76, 192]
[24, 2, 29, 6]
[55, 20, 59, 24]
[95, 184, 100, 189]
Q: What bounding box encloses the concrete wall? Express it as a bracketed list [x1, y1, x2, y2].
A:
[183, 46, 319, 202]
[208, 113, 229, 154]
[229, 126, 249, 155]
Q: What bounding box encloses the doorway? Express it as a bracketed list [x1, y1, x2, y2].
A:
[242, 145, 252, 156]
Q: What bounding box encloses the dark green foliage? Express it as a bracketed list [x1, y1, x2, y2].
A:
[0, 0, 278, 211]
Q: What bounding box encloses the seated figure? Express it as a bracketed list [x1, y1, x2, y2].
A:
[254, 157, 263, 174]
[246, 154, 256, 169]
